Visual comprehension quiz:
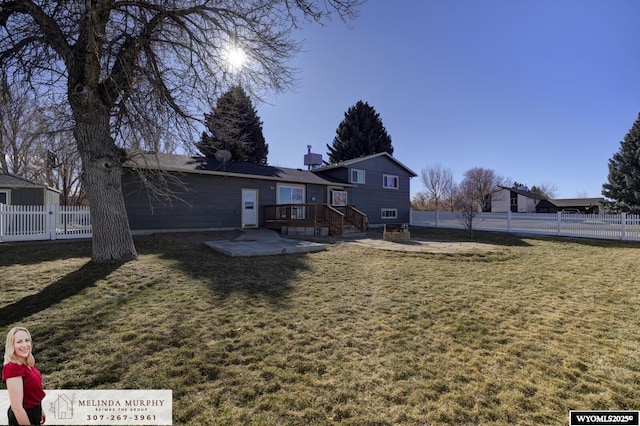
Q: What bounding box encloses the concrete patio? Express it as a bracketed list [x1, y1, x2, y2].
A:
[204, 228, 326, 257]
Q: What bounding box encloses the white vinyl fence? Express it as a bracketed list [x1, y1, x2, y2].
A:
[410, 210, 640, 242]
[0, 205, 92, 242]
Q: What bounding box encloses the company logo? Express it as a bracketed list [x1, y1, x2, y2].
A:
[50, 392, 75, 421]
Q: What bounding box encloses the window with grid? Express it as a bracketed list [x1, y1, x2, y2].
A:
[381, 208, 397, 219]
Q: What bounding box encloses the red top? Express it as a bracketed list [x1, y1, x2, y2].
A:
[2, 362, 46, 409]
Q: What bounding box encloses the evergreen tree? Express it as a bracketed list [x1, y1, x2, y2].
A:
[602, 113, 640, 213]
[197, 86, 268, 164]
[326, 100, 393, 163]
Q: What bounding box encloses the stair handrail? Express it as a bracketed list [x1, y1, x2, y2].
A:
[346, 205, 367, 232]
[322, 204, 344, 236]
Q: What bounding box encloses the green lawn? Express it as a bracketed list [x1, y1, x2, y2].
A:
[1, 228, 640, 425]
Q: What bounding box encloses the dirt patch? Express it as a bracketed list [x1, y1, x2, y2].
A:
[346, 238, 499, 253]
[293, 228, 501, 253]
[140, 228, 500, 253]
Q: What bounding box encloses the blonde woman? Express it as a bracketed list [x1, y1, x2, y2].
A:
[2, 327, 46, 425]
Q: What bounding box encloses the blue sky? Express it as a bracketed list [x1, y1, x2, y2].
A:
[257, 0, 640, 199]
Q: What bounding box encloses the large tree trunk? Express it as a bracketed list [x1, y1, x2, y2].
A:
[71, 92, 137, 262]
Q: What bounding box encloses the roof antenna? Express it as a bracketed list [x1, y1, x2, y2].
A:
[214, 149, 232, 171]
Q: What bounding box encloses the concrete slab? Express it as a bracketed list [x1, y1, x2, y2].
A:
[204, 228, 326, 257]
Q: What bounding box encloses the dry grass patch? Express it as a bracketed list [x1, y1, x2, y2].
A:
[1, 230, 640, 425]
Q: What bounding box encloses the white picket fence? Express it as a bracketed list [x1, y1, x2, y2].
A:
[0, 204, 92, 242]
[410, 210, 640, 242]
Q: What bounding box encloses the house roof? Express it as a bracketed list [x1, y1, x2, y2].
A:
[315, 152, 418, 177]
[499, 186, 547, 200]
[550, 198, 605, 208]
[0, 173, 50, 189]
[125, 151, 350, 186]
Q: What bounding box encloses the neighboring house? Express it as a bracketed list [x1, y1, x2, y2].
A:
[0, 173, 61, 206]
[492, 186, 546, 213]
[537, 198, 604, 214]
[492, 186, 604, 214]
[122, 151, 417, 234]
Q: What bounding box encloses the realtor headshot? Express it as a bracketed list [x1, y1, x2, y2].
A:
[2, 327, 46, 426]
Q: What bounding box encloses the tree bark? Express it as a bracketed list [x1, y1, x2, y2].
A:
[71, 90, 137, 262]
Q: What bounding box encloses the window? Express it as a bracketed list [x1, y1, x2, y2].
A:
[277, 184, 305, 219]
[278, 185, 304, 204]
[331, 190, 348, 206]
[381, 209, 397, 219]
[350, 169, 365, 184]
[0, 191, 8, 205]
[383, 174, 399, 189]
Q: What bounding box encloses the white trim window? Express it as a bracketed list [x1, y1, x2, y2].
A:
[0, 190, 9, 205]
[383, 174, 399, 189]
[350, 169, 365, 184]
[381, 208, 397, 219]
[331, 190, 348, 206]
[277, 184, 305, 219]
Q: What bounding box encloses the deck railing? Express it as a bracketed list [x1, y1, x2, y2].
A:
[264, 203, 366, 236]
[345, 205, 367, 232]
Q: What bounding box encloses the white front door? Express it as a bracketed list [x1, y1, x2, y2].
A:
[241, 189, 258, 228]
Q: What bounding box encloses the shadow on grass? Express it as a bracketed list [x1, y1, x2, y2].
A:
[134, 237, 307, 305]
[411, 226, 640, 249]
[409, 226, 534, 247]
[0, 261, 121, 328]
[0, 240, 92, 267]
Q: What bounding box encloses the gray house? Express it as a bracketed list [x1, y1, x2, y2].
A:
[0, 173, 61, 206]
[122, 151, 416, 235]
[313, 152, 417, 224]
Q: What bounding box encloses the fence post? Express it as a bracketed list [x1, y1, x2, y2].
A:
[557, 211, 562, 235]
[0, 203, 4, 241]
[48, 204, 57, 240]
[621, 212, 627, 241]
[436, 210, 439, 227]
[507, 210, 512, 233]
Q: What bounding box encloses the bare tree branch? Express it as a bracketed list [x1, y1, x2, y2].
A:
[0, 0, 363, 261]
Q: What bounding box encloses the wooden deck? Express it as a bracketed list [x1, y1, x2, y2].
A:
[263, 203, 366, 236]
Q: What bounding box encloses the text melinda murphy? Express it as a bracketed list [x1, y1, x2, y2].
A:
[0, 389, 172, 425]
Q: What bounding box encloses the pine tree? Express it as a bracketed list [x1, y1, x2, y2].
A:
[326, 100, 393, 163]
[197, 86, 268, 164]
[602, 113, 640, 213]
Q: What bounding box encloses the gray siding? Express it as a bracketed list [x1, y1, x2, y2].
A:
[317, 156, 414, 225]
[9, 188, 45, 206]
[124, 171, 257, 230]
[122, 171, 328, 231]
[305, 185, 328, 204]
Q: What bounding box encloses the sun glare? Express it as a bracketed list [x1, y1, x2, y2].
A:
[226, 46, 247, 72]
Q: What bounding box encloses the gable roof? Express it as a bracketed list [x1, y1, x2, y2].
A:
[315, 152, 418, 177]
[550, 198, 605, 208]
[126, 151, 349, 186]
[499, 186, 547, 200]
[0, 173, 50, 189]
